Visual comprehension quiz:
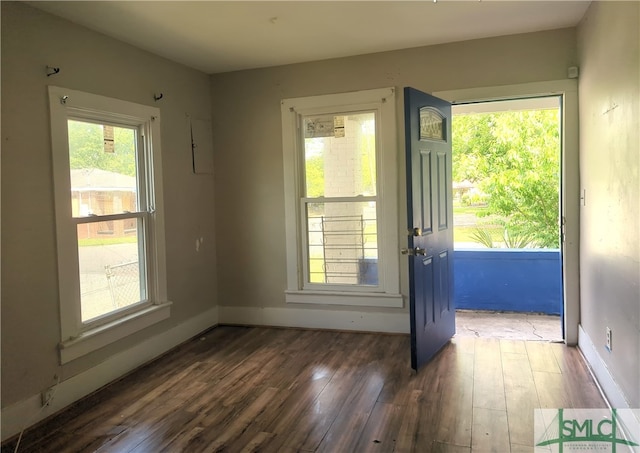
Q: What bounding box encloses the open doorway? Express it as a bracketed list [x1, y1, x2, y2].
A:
[451, 96, 563, 341]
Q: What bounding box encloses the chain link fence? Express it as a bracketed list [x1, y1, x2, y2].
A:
[105, 261, 141, 308]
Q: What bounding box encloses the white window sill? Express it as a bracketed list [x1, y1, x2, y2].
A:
[285, 291, 403, 308]
[59, 302, 172, 364]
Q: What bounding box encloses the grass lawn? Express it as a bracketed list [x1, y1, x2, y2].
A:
[454, 225, 503, 243]
[453, 203, 504, 244]
[453, 204, 489, 216]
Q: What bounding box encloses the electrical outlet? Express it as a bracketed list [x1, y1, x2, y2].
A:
[41, 387, 54, 407]
[606, 327, 612, 352]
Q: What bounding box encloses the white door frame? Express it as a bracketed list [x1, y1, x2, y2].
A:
[434, 80, 579, 345]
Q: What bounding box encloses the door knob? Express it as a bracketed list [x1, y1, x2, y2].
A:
[408, 227, 421, 237]
[401, 247, 426, 256]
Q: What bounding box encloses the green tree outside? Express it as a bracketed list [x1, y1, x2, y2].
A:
[68, 120, 137, 176]
[453, 109, 560, 248]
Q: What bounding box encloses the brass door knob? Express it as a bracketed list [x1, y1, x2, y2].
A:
[408, 227, 421, 237]
[401, 247, 426, 256]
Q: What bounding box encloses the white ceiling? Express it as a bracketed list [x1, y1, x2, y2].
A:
[28, 1, 590, 75]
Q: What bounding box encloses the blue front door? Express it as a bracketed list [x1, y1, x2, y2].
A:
[404, 87, 455, 370]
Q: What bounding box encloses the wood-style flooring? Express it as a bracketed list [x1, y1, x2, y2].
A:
[3, 326, 607, 452]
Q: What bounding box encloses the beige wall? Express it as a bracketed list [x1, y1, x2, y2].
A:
[1, 2, 217, 408]
[210, 28, 577, 315]
[5, 0, 637, 434]
[577, 1, 640, 407]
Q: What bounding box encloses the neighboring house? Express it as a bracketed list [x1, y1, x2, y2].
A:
[1, 0, 637, 441]
[70, 168, 137, 239]
[452, 180, 475, 200]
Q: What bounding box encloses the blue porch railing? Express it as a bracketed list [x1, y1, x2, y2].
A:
[454, 249, 562, 315]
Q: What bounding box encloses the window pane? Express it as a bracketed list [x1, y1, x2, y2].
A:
[303, 112, 376, 198]
[77, 219, 145, 322]
[68, 120, 138, 217]
[307, 201, 378, 285]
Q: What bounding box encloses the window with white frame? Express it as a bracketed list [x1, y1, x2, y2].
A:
[49, 86, 170, 363]
[281, 88, 402, 307]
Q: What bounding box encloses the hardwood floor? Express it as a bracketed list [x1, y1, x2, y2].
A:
[3, 327, 607, 453]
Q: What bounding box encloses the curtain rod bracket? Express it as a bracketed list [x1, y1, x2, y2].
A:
[46, 66, 60, 77]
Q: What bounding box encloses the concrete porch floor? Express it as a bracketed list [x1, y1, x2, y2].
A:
[455, 310, 563, 342]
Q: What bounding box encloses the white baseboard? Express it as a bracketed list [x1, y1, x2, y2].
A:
[578, 324, 631, 409]
[218, 305, 409, 334]
[1, 306, 219, 442]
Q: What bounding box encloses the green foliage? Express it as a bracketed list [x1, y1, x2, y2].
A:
[461, 191, 488, 207]
[453, 109, 560, 248]
[305, 152, 324, 198]
[358, 131, 376, 195]
[501, 227, 537, 248]
[470, 228, 495, 248]
[68, 120, 137, 176]
[470, 226, 537, 249]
